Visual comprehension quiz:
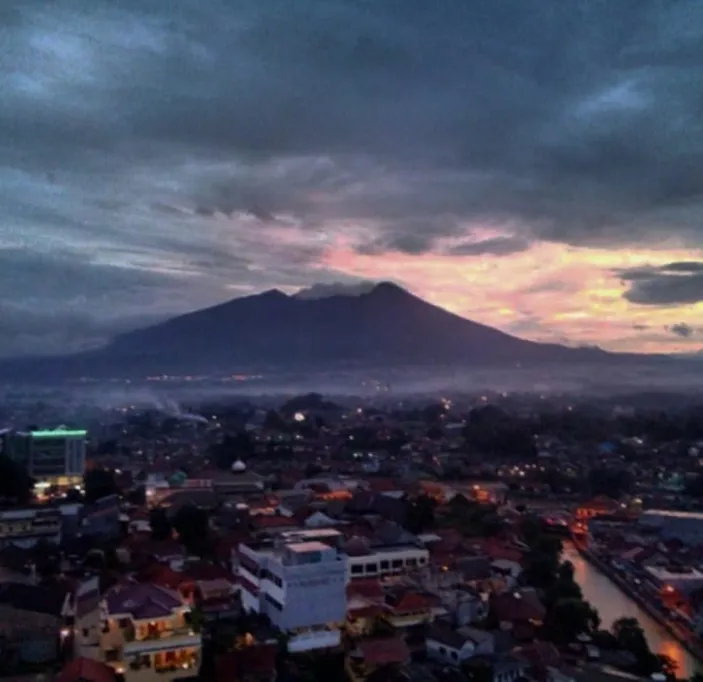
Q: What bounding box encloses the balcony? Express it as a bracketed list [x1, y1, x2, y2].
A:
[123, 627, 201, 655]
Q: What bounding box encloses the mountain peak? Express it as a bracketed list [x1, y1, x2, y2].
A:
[294, 281, 378, 300]
[259, 288, 288, 299]
[368, 281, 409, 296]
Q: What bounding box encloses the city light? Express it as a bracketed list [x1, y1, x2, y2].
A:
[30, 429, 87, 438]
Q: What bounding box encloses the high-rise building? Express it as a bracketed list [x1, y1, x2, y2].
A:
[238, 537, 348, 652]
[12, 428, 87, 489]
[0, 428, 13, 458]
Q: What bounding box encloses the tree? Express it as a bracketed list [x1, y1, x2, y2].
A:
[172, 504, 211, 555]
[545, 561, 583, 606]
[544, 598, 600, 642]
[304, 463, 323, 478]
[263, 410, 288, 432]
[84, 468, 118, 503]
[369, 614, 396, 638]
[588, 468, 633, 499]
[405, 494, 436, 534]
[523, 553, 560, 590]
[149, 507, 172, 541]
[656, 655, 677, 680]
[611, 617, 665, 675]
[0, 454, 33, 504]
[612, 617, 649, 659]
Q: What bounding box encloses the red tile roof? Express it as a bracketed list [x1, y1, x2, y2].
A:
[385, 590, 438, 614]
[490, 589, 545, 623]
[347, 579, 384, 601]
[357, 637, 410, 666]
[56, 658, 116, 682]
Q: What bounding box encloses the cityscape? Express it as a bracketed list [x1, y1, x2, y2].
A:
[1, 395, 703, 682]
[3, 1, 703, 682]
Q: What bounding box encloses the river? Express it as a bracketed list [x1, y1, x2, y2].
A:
[562, 544, 701, 679]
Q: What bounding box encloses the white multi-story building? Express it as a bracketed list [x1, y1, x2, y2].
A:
[347, 544, 429, 579]
[238, 538, 348, 652]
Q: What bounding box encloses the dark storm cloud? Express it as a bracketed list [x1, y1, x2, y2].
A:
[619, 261, 703, 305]
[4, 0, 703, 243]
[667, 322, 696, 338]
[3, 0, 703, 351]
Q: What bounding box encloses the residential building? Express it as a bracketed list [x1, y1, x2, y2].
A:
[0, 581, 72, 672]
[346, 637, 410, 682]
[426, 621, 495, 665]
[0, 506, 62, 549]
[345, 536, 430, 580]
[80, 495, 122, 540]
[97, 582, 201, 682]
[639, 510, 703, 545]
[489, 588, 545, 641]
[238, 537, 348, 652]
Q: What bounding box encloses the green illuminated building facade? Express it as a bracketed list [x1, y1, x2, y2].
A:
[13, 428, 88, 488]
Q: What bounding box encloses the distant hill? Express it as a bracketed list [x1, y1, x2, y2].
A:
[0, 282, 663, 379]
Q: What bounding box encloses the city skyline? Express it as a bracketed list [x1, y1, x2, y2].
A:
[2, 0, 702, 357]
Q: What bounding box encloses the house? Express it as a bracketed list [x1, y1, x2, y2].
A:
[383, 586, 439, 628]
[346, 637, 410, 682]
[98, 581, 201, 682]
[426, 621, 494, 664]
[489, 588, 545, 640]
[435, 585, 487, 626]
[81, 495, 122, 540]
[464, 653, 529, 682]
[516, 642, 572, 682]
[195, 578, 239, 621]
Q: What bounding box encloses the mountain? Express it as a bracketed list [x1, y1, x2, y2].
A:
[0, 282, 658, 379]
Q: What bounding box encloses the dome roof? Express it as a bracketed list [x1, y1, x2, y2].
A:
[231, 459, 247, 473]
[344, 535, 371, 557]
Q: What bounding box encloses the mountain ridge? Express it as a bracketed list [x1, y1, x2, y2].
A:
[0, 281, 670, 380]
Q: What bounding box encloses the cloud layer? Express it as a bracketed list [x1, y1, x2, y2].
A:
[2, 0, 703, 355]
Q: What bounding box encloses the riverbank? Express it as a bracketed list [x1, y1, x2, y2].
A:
[571, 540, 703, 664]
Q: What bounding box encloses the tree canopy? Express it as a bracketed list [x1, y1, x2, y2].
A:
[0, 454, 33, 504]
[84, 467, 119, 503]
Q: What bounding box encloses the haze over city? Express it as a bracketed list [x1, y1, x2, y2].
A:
[2, 0, 703, 359]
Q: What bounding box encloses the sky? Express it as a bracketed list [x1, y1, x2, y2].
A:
[2, 0, 703, 357]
